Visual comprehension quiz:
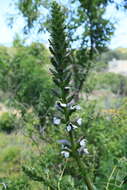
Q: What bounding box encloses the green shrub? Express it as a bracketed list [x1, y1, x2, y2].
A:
[0, 176, 31, 190]
[1, 146, 21, 163]
[0, 112, 17, 133]
[85, 72, 127, 96]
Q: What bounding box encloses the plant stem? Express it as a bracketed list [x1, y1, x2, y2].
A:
[106, 166, 117, 190]
[75, 154, 94, 190]
[69, 130, 94, 190]
[63, 95, 94, 190]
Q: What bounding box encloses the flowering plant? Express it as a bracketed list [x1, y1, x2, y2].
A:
[49, 2, 93, 190]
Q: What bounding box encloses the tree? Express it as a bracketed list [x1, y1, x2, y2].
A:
[0, 41, 55, 128]
[13, 0, 127, 34]
[69, 0, 114, 100]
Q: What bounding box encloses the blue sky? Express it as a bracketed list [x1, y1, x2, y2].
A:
[0, 0, 127, 49]
[0, 0, 23, 46]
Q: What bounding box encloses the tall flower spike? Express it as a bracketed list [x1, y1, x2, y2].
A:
[49, 2, 93, 190]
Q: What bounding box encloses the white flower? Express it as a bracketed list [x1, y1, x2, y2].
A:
[56, 101, 67, 109]
[64, 87, 70, 90]
[61, 151, 70, 158]
[67, 124, 72, 132]
[53, 117, 61, 125]
[70, 105, 81, 110]
[77, 118, 82, 125]
[83, 148, 89, 154]
[60, 103, 67, 108]
[64, 146, 69, 150]
[76, 105, 81, 110]
[78, 138, 89, 155]
[78, 147, 89, 155]
[66, 123, 78, 132]
[80, 139, 87, 147]
[70, 106, 76, 111]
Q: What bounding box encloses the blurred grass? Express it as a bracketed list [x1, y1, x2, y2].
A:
[0, 132, 33, 178]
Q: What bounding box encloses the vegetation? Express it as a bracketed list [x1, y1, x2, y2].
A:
[1, 0, 127, 189]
